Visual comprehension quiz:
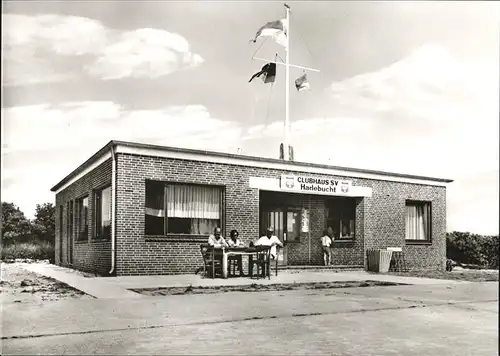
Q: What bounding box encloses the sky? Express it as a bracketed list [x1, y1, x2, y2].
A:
[1, 1, 499, 235]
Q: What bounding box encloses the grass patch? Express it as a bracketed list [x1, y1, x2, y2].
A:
[1, 241, 54, 261]
[130, 280, 405, 296]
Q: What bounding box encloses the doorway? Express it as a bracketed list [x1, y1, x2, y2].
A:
[260, 207, 301, 266]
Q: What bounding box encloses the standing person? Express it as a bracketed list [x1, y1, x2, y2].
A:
[321, 229, 332, 266]
[226, 229, 244, 276]
[208, 227, 228, 248]
[255, 227, 283, 260]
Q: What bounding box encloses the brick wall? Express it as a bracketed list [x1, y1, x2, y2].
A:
[54, 159, 112, 276]
[362, 180, 446, 271]
[114, 153, 446, 275]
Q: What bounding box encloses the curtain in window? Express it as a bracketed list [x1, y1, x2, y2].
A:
[406, 205, 427, 240]
[167, 185, 220, 219]
[190, 219, 219, 235]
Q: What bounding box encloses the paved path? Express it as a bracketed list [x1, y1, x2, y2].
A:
[105, 270, 466, 289]
[21, 264, 466, 299]
[21, 264, 144, 299]
[2, 282, 498, 355]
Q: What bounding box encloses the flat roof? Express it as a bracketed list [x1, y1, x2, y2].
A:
[50, 140, 454, 192]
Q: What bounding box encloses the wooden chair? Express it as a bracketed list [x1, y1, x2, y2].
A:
[200, 244, 222, 278]
[250, 245, 271, 280]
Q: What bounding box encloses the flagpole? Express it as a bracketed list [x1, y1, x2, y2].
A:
[284, 3, 291, 161]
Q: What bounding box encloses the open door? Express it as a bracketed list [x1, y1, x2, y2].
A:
[260, 207, 301, 266]
[261, 209, 286, 265]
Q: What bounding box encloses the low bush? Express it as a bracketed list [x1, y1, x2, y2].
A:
[447, 232, 499, 269]
[1, 241, 54, 262]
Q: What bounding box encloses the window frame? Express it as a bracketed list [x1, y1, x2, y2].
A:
[259, 206, 302, 243]
[405, 200, 432, 244]
[325, 197, 356, 242]
[144, 180, 225, 238]
[75, 195, 89, 242]
[286, 208, 302, 243]
[94, 184, 112, 240]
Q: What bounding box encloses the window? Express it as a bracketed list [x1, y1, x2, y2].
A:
[95, 186, 111, 239]
[326, 197, 356, 240]
[76, 196, 89, 241]
[145, 181, 223, 236]
[287, 210, 301, 242]
[405, 201, 431, 242]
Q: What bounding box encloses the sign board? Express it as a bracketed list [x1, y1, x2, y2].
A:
[280, 175, 353, 196]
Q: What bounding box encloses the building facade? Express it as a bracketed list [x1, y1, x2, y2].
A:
[51, 141, 452, 276]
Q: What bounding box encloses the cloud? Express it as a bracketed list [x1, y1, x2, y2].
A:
[1, 101, 243, 217]
[238, 44, 498, 234]
[328, 44, 498, 123]
[321, 43, 498, 173]
[86, 28, 204, 80]
[243, 45, 498, 178]
[1, 102, 239, 154]
[1, 14, 203, 85]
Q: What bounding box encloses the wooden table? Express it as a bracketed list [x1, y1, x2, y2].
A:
[221, 247, 258, 279]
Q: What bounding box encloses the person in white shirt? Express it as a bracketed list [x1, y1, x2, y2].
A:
[208, 227, 228, 248]
[321, 229, 333, 266]
[255, 227, 284, 260]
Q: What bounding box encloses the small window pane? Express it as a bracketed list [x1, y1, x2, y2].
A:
[287, 211, 300, 241]
[326, 198, 355, 239]
[77, 197, 88, 241]
[95, 186, 111, 239]
[145, 181, 165, 235]
[100, 187, 111, 239]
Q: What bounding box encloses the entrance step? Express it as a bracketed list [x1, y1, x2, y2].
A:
[277, 265, 364, 272]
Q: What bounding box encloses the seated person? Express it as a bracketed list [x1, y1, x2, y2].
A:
[226, 229, 244, 276]
[255, 227, 283, 260]
[208, 227, 228, 248]
[226, 229, 244, 247]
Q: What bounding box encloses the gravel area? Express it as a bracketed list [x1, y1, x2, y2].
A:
[0, 262, 94, 304]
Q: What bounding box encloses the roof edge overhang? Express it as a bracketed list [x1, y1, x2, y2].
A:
[50, 140, 454, 194]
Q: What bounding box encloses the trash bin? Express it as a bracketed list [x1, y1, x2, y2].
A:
[366, 249, 378, 272]
[378, 250, 393, 273]
[367, 249, 393, 273]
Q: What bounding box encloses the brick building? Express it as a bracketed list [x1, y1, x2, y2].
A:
[51, 140, 453, 276]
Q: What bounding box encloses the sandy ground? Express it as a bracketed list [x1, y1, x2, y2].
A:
[0, 262, 94, 304]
